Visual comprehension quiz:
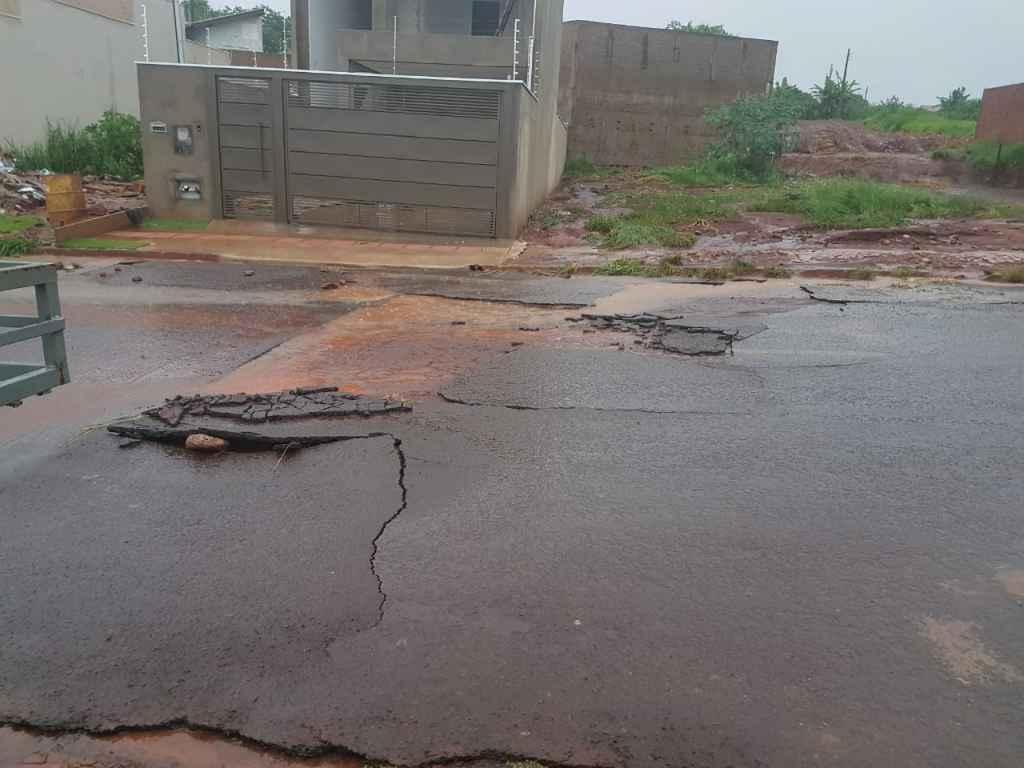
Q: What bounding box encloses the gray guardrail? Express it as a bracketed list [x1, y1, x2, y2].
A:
[0, 261, 70, 407]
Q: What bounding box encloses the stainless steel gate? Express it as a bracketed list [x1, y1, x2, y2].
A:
[217, 76, 276, 220]
[283, 79, 502, 237]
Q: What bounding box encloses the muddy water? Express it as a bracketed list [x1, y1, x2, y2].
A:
[0, 726, 363, 768]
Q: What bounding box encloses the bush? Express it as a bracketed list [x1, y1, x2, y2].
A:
[8, 111, 143, 179]
[704, 94, 802, 178]
[651, 155, 768, 186]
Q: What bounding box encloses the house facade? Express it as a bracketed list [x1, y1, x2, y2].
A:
[186, 8, 264, 53]
[138, 0, 567, 239]
[0, 0, 181, 144]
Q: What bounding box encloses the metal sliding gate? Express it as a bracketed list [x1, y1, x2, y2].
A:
[215, 74, 505, 237]
[283, 79, 502, 237]
[216, 76, 276, 220]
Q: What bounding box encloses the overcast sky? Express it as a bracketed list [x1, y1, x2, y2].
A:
[236, 0, 1021, 104]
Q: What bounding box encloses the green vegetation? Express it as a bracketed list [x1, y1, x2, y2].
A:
[986, 265, 1024, 284]
[938, 86, 982, 122]
[8, 111, 143, 179]
[61, 237, 146, 251]
[665, 20, 734, 36]
[747, 179, 1020, 229]
[811, 50, 869, 120]
[564, 155, 619, 180]
[650, 155, 769, 186]
[864, 105, 975, 138]
[0, 215, 41, 259]
[142, 218, 211, 231]
[705, 95, 801, 178]
[0, 213, 42, 236]
[965, 141, 1024, 171]
[0, 238, 35, 258]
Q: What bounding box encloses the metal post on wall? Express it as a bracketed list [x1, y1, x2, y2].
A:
[512, 18, 520, 80]
[392, 16, 398, 74]
[526, 0, 536, 90]
[170, 0, 182, 63]
[206, 27, 212, 64]
[282, 17, 288, 67]
[140, 4, 150, 62]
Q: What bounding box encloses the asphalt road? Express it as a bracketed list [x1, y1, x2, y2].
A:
[2, 269, 1023, 768]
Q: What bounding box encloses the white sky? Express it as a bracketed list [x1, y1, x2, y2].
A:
[230, 0, 1023, 104]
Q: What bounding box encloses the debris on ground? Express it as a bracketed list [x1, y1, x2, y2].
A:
[147, 388, 412, 427]
[582, 312, 768, 355]
[185, 434, 230, 452]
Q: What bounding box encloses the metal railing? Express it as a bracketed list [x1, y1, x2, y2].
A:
[0, 261, 70, 407]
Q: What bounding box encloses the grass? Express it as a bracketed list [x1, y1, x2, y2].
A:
[763, 265, 792, 279]
[0, 213, 43, 236]
[0, 238, 35, 258]
[864, 107, 976, 138]
[964, 141, 1024, 172]
[594, 257, 787, 281]
[986, 265, 1024, 284]
[747, 179, 1023, 229]
[61, 237, 145, 251]
[141, 218, 211, 231]
[563, 155, 620, 180]
[649, 156, 773, 187]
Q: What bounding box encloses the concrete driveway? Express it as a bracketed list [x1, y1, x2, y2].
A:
[1, 262, 1023, 768]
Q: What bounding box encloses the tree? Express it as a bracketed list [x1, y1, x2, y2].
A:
[812, 50, 866, 120]
[938, 87, 982, 121]
[774, 78, 821, 120]
[705, 94, 803, 177]
[666, 20, 735, 37]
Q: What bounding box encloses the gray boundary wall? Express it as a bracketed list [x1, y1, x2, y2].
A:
[139, 63, 563, 238]
[558, 21, 778, 166]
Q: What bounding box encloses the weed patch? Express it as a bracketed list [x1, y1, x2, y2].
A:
[0, 238, 35, 258]
[7, 111, 143, 179]
[763, 265, 792, 279]
[748, 179, 1021, 228]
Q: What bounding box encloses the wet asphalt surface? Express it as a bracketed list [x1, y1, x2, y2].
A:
[2, 264, 1024, 768]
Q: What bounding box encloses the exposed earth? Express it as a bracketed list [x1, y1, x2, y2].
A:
[2, 258, 1024, 768]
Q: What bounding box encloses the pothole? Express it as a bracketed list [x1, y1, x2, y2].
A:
[579, 312, 768, 356]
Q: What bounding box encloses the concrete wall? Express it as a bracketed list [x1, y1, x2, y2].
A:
[558, 21, 778, 166]
[185, 41, 232, 65]
[138, 64, 218, 221]
[0, 0, 182, 145]
[138, 63, 564, 237]
[977, 83, 1024, 145]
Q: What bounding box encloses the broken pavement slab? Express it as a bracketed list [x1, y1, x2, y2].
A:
[147, 388, 411, 427]
[581, 311, 768, 356]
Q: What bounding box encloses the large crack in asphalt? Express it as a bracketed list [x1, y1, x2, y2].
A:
[0, 719, 614, 768]
[107, 422, 409, 630]
[369, 436, 408, 629]
[438, 391, 750, 416]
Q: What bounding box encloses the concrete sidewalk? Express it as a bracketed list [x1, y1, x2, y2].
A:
[108, 221, 525, 269]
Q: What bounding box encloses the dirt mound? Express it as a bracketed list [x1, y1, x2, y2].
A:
[794, 120, 956, 155]
[780, 152, 966, 185]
